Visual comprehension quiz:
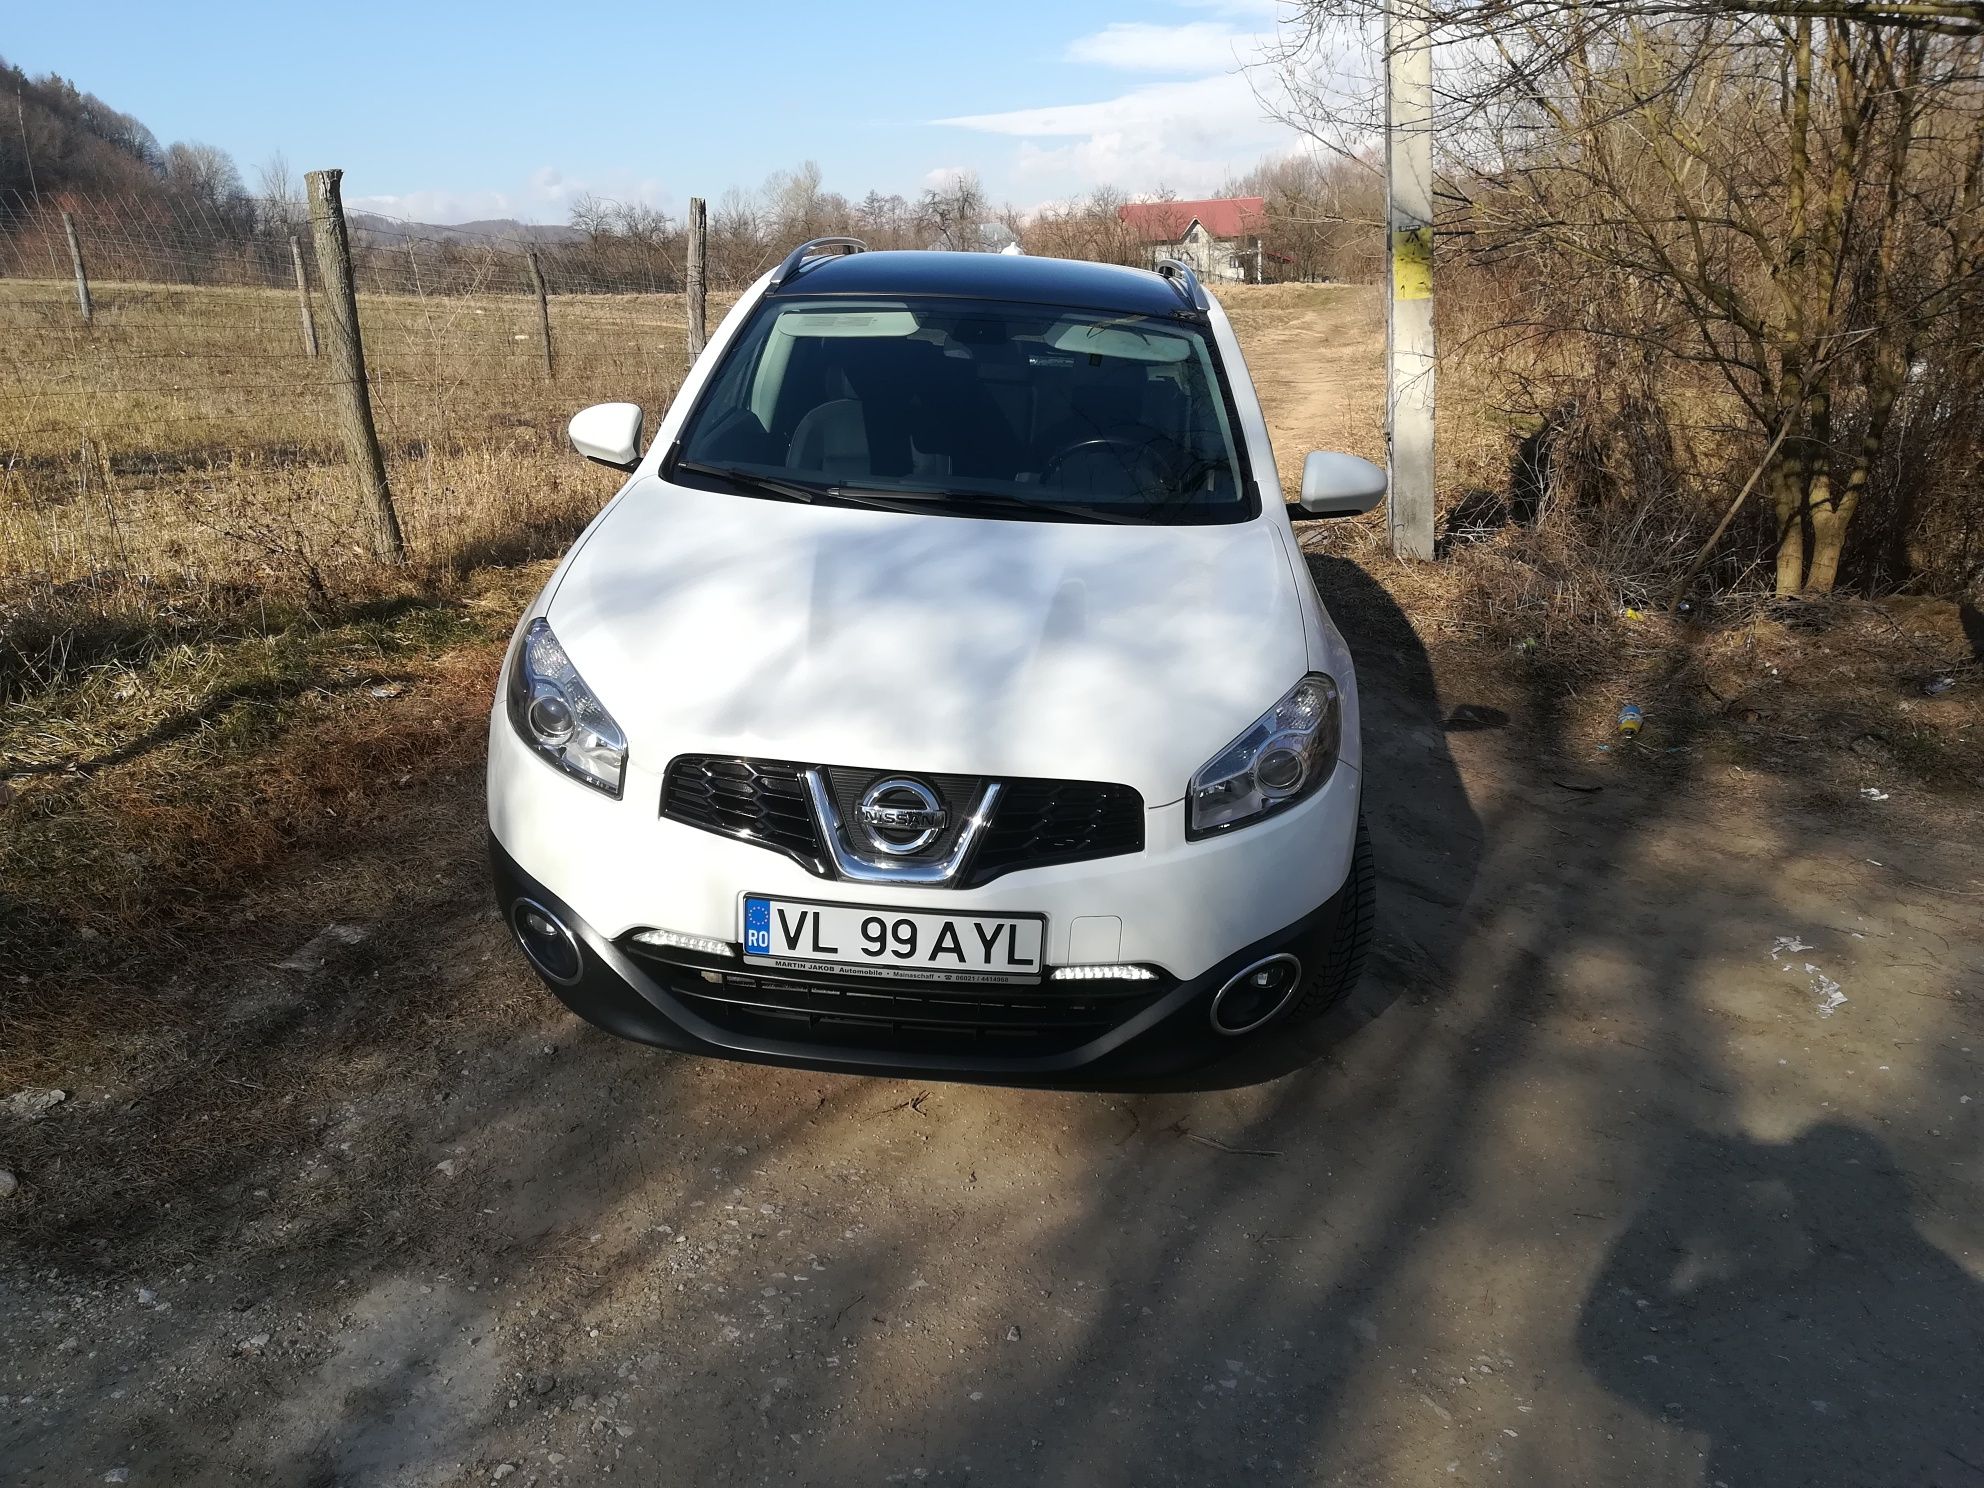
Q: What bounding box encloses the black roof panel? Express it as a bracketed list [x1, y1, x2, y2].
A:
[770, 249, 1200, 318]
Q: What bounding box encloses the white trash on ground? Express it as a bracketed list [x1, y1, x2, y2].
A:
[5, 1087, 66, 1121]
[276, 923, 371, 972]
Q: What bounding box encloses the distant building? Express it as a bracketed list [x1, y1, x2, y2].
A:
[1116, 196, 1268, 283]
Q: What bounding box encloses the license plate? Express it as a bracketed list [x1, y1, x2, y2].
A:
[741, 896, 1045, 983]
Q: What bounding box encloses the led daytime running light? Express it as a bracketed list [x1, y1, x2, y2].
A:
[632, 928, 737, 958]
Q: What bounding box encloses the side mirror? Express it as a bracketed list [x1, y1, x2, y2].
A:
[568, 402, 644, 472]
[1293, 451, 1387, 519]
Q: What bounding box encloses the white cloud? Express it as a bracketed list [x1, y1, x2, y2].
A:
[1066, 21, 1262, 72]
[937, 10, 1304, 198]
[942, 71, 1264, 142]
[1170, 0, 1282, 14]
[939, 64, 1290, 197]
[921, 165, 973, 190]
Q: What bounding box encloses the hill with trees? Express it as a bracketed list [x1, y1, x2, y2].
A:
[2, 56, 238, 209]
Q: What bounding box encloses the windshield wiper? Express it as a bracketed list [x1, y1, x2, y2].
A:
[824, 485, 1153, 525]
[673, 458, 821, 505]
[678, 459, 1156, 524]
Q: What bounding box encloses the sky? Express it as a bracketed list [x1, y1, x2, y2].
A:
[3, 0, 1312, 224]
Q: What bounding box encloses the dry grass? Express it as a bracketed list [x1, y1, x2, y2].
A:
[1228, 284, 1983, 786]
[1, 276, 1978, 1270]
[0, 567, 536, 1141]
[1, 277, 694, 460]
[0, 572, 531, 938]
[0, 278, 717, 693]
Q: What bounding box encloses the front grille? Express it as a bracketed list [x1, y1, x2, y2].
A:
[660, 755, 1145, 885]
[661, 757, 826, 874]
[823, 766, 984, 865]
[970, 779, 1144, 881]
[622, 939, 1168, 1057]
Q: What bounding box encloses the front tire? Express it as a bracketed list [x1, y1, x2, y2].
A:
[1283, 813, 1376, 1026]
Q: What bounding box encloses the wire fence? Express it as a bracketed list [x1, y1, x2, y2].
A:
[1, 189, 713, 670]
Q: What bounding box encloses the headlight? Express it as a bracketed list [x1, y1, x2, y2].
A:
[505, 618, 628, 797]
[1188, 674, 1341, 838]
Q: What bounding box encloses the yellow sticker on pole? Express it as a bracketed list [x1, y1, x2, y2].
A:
[1392, 226, 1433, 301]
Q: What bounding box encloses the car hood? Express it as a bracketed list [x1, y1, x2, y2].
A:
[546, 479, 1311, 804]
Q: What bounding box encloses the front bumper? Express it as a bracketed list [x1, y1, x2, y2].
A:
[490, 835, 1352, 1081]
[487, 703, 1362, 982]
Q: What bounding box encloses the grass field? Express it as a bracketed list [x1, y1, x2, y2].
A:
[0, 277, 718, 695]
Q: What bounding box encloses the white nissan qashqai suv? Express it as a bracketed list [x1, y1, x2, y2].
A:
[488, 241, 1384, 1080]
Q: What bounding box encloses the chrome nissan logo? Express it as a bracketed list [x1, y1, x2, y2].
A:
[856, 777, 947, 855]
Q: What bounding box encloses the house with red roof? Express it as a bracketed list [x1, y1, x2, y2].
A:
[1116, 196, 1268, 283]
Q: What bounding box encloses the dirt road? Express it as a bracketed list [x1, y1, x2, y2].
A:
[6, 565, 1980, 1486]
[5, 289, 1982, 1487]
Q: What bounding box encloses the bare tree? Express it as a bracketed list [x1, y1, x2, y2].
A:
[710, 186, 770, 286]
[1221, 152, 1385, 282]
[1027, 187, 1145, 265]
[560, 194, 681, 292]
[567, 192, 615, 241]
[762, 160, 852, 244]
[1273, 0, 1984, 595]
[855, 190, 918, 249]
[163, 141, 244, 209]
[255, 150, 303, 235]
[920, 170, 989, 251]
[996, 202, 1030, 252]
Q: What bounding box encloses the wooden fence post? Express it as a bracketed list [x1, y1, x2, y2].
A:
[63, 211, 92, 325]
[289, 235, 319, 358]
[527, 247, 554, 378]
[305, 168, 406, 564]
[685, 196, 708, 358]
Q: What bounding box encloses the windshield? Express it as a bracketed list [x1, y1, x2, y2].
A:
[671, 295, 1253, 524]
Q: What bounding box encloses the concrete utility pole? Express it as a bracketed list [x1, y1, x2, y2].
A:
[1385, 0, 1437, 560]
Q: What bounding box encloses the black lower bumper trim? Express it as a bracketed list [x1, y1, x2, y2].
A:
[487, 835, 1349, 1082]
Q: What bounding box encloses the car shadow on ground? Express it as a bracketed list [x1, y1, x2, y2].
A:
[1105, 550, 1485, 1092]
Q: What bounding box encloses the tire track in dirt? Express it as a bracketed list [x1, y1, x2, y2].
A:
[1221, 284, 1386, 485]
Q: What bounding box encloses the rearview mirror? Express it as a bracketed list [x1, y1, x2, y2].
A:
[568, 402, 644, 471]
[1293, 451, 1387, 519]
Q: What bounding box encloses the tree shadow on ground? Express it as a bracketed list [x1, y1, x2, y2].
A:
[6, 551, 1981, 1487]
[1579, 1120, 1984, 1487]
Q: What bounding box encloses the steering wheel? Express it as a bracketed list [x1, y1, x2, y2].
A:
[1039, 433, 1180, 494]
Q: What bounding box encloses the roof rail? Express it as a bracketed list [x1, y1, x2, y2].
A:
[767, 236, 869, 292]
[1154, 257, 1209, 311]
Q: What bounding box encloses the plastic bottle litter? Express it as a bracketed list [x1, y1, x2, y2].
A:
[1617, 703, 1644, 738]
